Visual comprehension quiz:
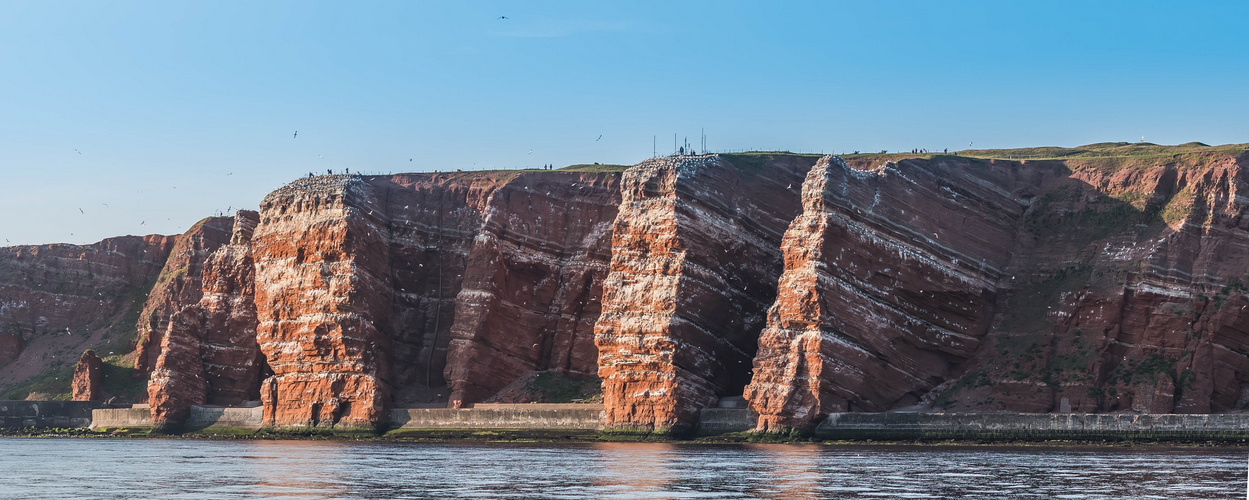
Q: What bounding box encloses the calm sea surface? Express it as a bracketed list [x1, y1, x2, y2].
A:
[0, 438, 1244, 499]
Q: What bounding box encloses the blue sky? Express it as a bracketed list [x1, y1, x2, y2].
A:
[1, 1, 1246, 245]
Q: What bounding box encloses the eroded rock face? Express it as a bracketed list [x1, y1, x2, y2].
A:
[0, 235, 175, 397]
[252, 171, 621, 427]
[147, 211, 263, 427]
[254, 176, 393, 428]
[595, 154, 811, 431]
[745, 156, 1032, 430]
[132, 218, 234, 378]
[747, 151, 1249, 430]
[957, 154, 1249, 415]
[444, 172, 620, 406]
[71, 350, 103, 401]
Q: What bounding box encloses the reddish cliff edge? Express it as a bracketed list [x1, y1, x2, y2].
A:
[132, 217, 234, 379]
[147, 211, 264, 427]
[13, 146, 1249, 434]
[595, 154, 812, 431]
[745, 156, 1031, 430]
[0, 235, 175, 399]
[747, 151, 1249, 430]
[251, 171, 619, 427]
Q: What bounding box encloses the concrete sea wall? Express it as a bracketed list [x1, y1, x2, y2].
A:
[815, 412, 1249, 441]
[10, 400, 1249, 442]
[696, 408, 758, 435]
[0, 401, 97, 428]
[184, 406, 263, 430]
[390, 404, 604, 430]
[89, 406, 153, 430]
[89, 405, 263, 431]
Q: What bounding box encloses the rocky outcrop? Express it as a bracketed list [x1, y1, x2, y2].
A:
[0, 235, 175, 398]
[19, 144, 1249, 434]
[132, 218, 234, 377]
[745, 156, 1033, 430]
[147, 211, 263, 428]
[746, 150, 1249, 431]
[253, 175, 395, 428]
[595, 154, 812, 432]
[957, 153, 1249, 415]
[71, 350, 103, 401]
[253, 171, 621, 427]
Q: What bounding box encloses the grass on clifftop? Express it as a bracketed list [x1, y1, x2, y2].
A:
[840, 142, 1248, 169]
[552, 163, 629, 173]
[960, 142, 1248, 161]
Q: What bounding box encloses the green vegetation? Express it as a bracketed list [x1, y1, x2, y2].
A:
[1, 276, 154, 401]
[959, 142, 1248, 162]
[555, 163, 630, 173]
[1, 364, 75, 400]
[1107, 353, 1177, 387]
[719, 152, 822, 177]
[1160, 188, 1195, 226]
[998, 265, 1093, 333]
[932, 371, 992, 409]
[526, 372, 602, 403]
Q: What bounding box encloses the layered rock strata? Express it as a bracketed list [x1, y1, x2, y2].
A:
[147, 211, 264, 427]
[132, 217, 234, 377]
[747, 151, 1249, 430]
[0, 235, 175, 396]
[594, 154, 812, 431]
[252, 171, 620, 427]
[254, 175, 394, 428]
[745, 156, 1033, 430]
[958, 153, 1249, 415]
[444, 172, 620, 405]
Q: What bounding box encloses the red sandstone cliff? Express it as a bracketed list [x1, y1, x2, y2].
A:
[18, 144, 1249, 434]
[147, 211, 264, 427]
[957, 152, 1249, 415]
[71, 350, 103, 401]
[444, 172, 620, 406]
[745, 156, 1033, 430]
[594, 154, 812, 431]
[252, 171, 621, 428]
[132, 217, 234, 378]
[0, 235, 175, 398]
[746, 149, 1249, 431]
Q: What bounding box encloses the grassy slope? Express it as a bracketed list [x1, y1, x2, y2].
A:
[1, 278, 158, 401]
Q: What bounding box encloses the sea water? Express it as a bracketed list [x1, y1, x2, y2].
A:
[0, 438, 1243, 499]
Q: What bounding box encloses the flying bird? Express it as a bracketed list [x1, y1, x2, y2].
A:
[528, 149, 533, 154]
[227, 172, 233, 176]
[140, 221, 145, 226]
[596, 135, 602, 141]
[498, 15, 508, 19]
[74, 149, 81, 155]
[293, 130, 298, 138]
[78, 208, 84, 214]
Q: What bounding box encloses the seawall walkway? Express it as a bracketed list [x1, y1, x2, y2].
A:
[6, 401, 1249, 441]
